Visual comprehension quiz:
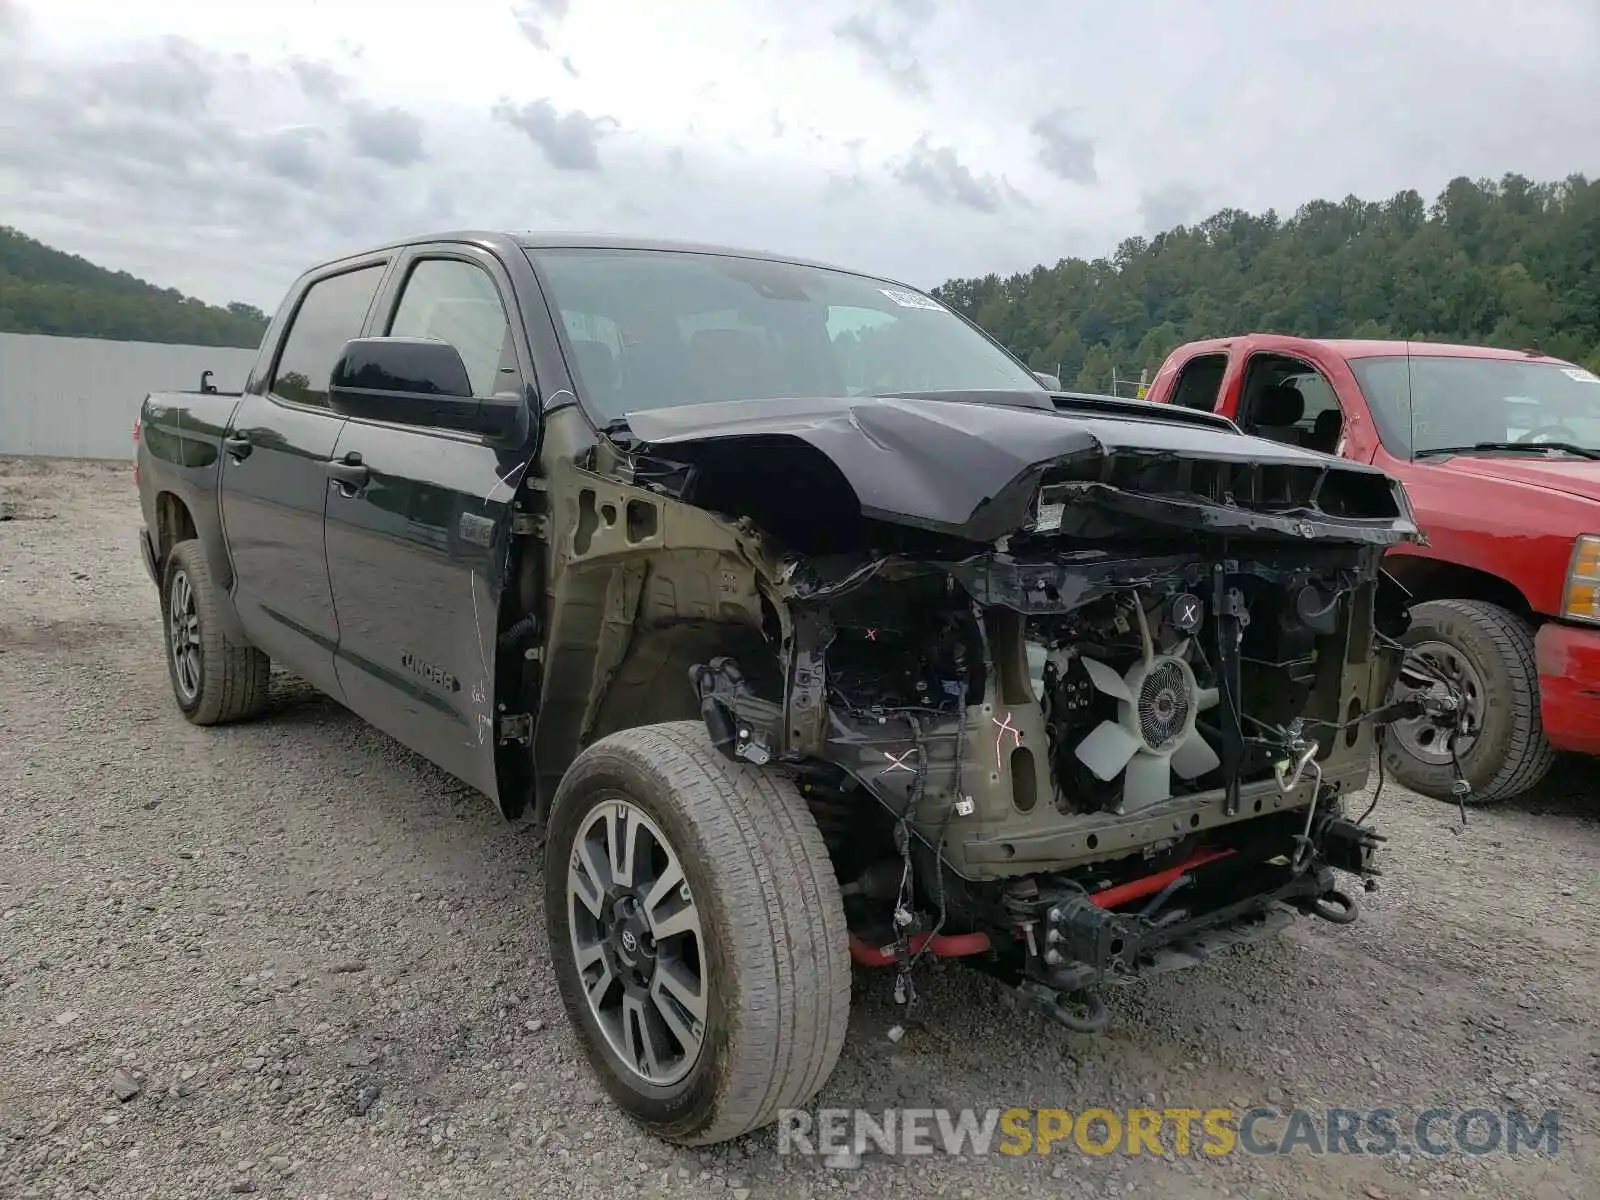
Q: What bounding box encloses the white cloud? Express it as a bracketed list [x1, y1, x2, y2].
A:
[1, 0, 1596, 309]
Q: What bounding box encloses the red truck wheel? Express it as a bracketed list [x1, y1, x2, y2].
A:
[1384, 599, 1556, 803]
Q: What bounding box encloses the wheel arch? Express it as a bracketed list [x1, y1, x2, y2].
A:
[155, 497, 252, 644]
[1383, 553, 1535, 619]
[525, 460, 792, 828]
[154, 490, 198, 562]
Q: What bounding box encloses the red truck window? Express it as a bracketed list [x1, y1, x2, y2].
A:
[1171, 354, 1227, 411]
[1237, 354, 1344, 454]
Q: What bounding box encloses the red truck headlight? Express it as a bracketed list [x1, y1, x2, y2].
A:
[1564, 535, 1600, 624]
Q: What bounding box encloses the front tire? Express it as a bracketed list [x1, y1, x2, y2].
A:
[544, 721, 850, 1146]
[160, 539, 270, 725]
[1383, 599, 1555, 804]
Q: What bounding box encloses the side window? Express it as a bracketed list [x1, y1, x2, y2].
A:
[1171, 354, 1227, 411]
[270, 265, 386, 407]
[1239, 354, 1346, 452]
[1283, 370, 1341, 430]
[388, 259, 520, 398]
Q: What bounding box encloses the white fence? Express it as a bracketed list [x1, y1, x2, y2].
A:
[0, 332, 260, 460]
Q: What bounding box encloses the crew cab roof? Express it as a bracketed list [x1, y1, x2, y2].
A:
[311, 229, 863, 279]
[1170, 333, 1573, 366]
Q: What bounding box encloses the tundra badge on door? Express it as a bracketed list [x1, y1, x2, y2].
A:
[401, 651, 461, 693]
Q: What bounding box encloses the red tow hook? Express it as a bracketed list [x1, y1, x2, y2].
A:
[1086, 846, 1236, 910]
[847, 930, 992, 968]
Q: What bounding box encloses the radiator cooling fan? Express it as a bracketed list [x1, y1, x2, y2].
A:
[1072, 627, 1222, 813]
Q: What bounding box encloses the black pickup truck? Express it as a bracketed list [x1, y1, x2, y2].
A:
[136, 231, 1433, 1146]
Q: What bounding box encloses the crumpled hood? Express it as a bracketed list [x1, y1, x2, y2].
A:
[625, 391, 1419, 545]
[1427, 454, 1600, 503]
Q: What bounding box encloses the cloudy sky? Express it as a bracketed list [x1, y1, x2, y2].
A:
[1, 0, 1596, 310]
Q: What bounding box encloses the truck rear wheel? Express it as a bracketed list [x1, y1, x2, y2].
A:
[543, 721, 850, 1146]
[1383, 599, 1555, 804]
[160, 539, 271, 725]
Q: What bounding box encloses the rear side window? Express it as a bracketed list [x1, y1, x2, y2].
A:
[270, 265, 386, 407]
[1171, 353, 1227, 411]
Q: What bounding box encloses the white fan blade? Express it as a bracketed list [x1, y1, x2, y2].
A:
[1171, 730, 1221, 779]
[1195, 686, 1220, 712]
[1080, 657, 1133, 703]
[1121, 752, 1173, 811]
[1074, 720, 1142, 782]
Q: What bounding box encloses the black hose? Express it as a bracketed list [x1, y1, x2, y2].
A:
[1138, 872, 1192, 921]
[497, 614, 540, 653]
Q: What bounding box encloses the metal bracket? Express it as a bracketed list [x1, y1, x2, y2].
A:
[497, 713, 533, 744]
[511, 511, 549, 539]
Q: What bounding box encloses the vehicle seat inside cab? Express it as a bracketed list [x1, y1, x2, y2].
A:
[1307, 406, 1344, 453]
[686, 328, 771, 402]
[1251, 383, 1306, 445]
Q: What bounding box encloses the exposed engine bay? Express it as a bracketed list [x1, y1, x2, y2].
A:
[543, 390, 1451, 1034]
[687, 535, 1436, 1032]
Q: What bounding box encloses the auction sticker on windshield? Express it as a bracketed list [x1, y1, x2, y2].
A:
[1560, 367, 1599, 383]
[880, 286, 946, 312]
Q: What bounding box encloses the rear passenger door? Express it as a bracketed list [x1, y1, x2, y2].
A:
[219, 261, 388, 697]
[322, 246, 537, 798]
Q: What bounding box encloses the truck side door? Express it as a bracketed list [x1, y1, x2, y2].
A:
[219, 260, 389, 698]
[322, 246, 538, 799]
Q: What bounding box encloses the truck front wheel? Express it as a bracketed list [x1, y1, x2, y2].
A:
[160, 539, 270, 725]
[543, 721, 850, 1146]
[1383, 599, 1556, 804]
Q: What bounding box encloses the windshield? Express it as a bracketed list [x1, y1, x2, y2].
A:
[1350, 353, 1600, 457]
[524, 246, 1042, 419]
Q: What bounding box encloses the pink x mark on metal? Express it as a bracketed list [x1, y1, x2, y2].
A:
[993, 712, 1021, 769]
[880, 748, 918, 775]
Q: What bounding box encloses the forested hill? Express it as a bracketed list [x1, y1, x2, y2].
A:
[933, 173, 1600, 391]
[0, 226, 268, 348]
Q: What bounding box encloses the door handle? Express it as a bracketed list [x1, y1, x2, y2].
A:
[223, 433, 252, 460]
[326, 452, 370, 491]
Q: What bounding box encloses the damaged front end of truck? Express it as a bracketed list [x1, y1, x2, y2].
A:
[528, 389, 1430, 1031]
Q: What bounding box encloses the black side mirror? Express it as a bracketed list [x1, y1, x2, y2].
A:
[1032, 371, 1063, 391]
[329, 338, 526, 440]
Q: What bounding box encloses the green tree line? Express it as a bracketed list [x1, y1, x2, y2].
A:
[0, 225, 267, 348]
[933, 173, 1600, 392]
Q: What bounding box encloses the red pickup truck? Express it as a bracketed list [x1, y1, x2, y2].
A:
[1143, 334, 1600, 804]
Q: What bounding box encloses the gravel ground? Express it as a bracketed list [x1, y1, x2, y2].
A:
[2, 456, 1597, 1200]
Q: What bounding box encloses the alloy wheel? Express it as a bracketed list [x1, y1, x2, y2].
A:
[566, 795, 708, 1086]
[167, 568, 202, 703]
